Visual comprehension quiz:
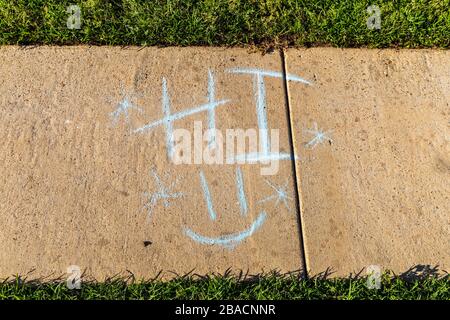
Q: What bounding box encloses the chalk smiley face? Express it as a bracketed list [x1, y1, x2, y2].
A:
[183, 168, 267, 249]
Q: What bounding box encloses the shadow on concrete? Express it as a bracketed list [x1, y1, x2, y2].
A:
[308, 264, 448, 282]
[3, 265, 449, 284]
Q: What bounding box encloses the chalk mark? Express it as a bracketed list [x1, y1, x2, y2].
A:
[304, 122, 333, 148]
[207, 69, 218, 148]
[184, 212, 266, 249]
[184, 168, 266, 249]
[229, 152, 297, 163]
[199, 170, 218, 221]
[143, 169, 183, 221]
[226, 68, 313, 85]
[235, 166, 248, 216]
[109, 83, 143, 126]
[226, 68, 311, 160]
[258, 179, 293, 212]
[133, 77, 230, 159]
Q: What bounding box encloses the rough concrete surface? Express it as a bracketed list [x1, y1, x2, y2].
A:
[0, 46, 448, 280]
[0, 46, 303, 280]
[285, 48, 449, 276]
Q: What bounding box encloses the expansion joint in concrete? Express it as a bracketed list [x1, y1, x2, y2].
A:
[280, 49, 309, 279]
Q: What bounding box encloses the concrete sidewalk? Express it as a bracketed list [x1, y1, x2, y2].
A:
[0, 46, 448, 280]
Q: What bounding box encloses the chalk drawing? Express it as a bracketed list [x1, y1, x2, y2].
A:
[184, 212, 266, 249]
[226, 68, 311, 162]
[231, 151, 297, 163]
[258, 179, 293, 211]
[110, 83, 143, 126]
[184, 167, 266, 249]
[133, 68, 312, 163]
[304, 122, 333, 148]
[143, 169, 183, 221]
[199, 170, 218, 221]
[235, 167, 248, 216]
[226, 68, 312, 85]
[207, 69, 218, 148]
[134, 76, 230, 160]
[105, 67, 317, 248]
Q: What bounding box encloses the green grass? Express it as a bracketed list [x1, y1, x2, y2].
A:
[1, 271, 448, 300]
[0, 0, 448, 48]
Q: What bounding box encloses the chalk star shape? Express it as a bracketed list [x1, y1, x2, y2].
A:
[258, 179, 293, 211]
[304, 122, 333, 148]
[143, 169, 183, 221]
[110, 84, 143, 125]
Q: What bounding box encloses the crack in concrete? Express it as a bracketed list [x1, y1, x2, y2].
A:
[280, 49, 309, 279]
